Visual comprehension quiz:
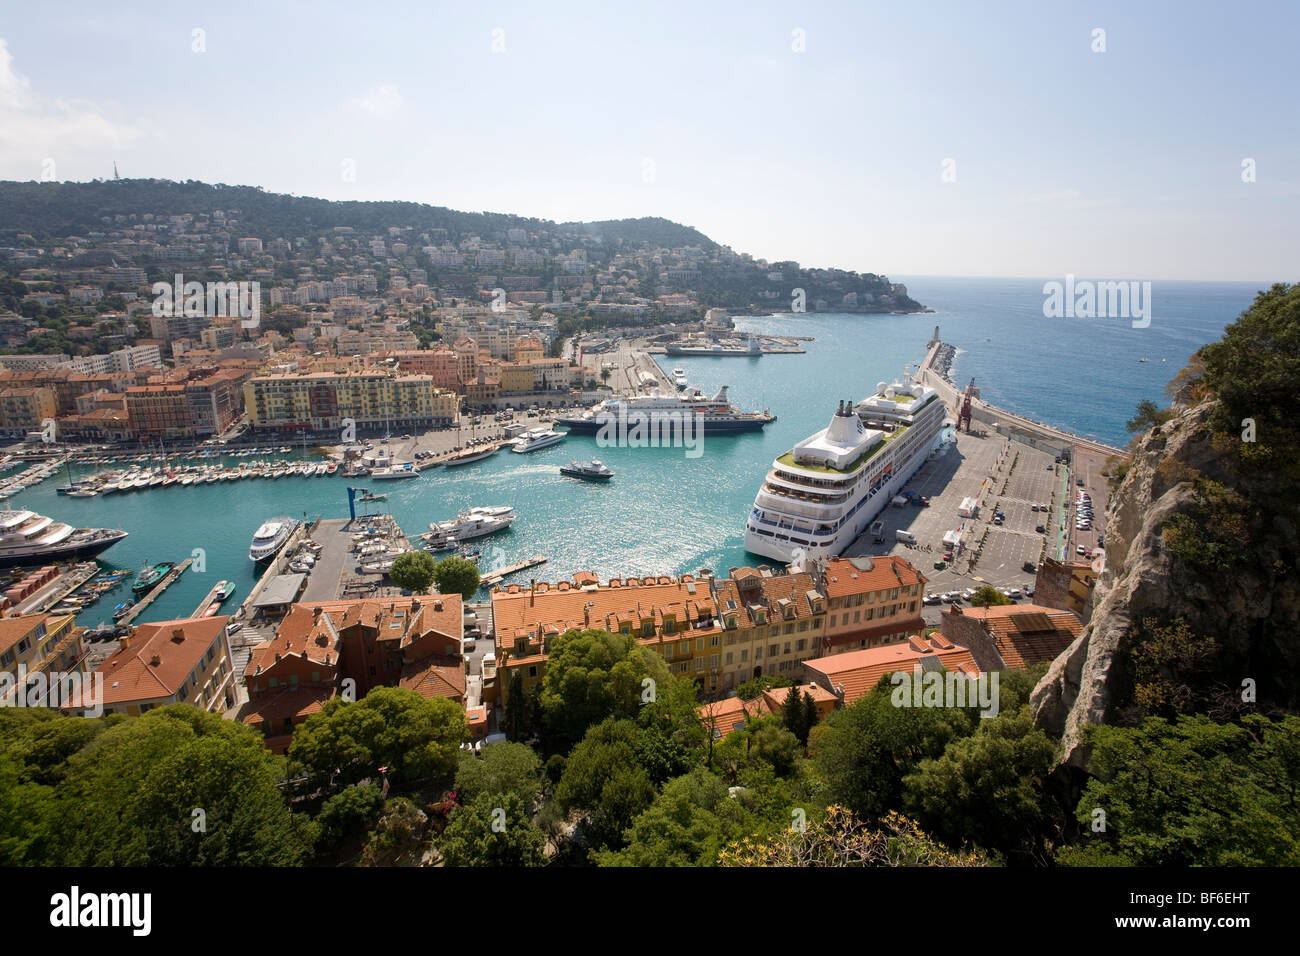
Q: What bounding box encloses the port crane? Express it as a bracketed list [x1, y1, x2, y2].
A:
[958, 378, 976, 432]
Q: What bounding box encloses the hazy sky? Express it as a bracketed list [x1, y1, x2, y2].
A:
[1, 1, 1296, 281]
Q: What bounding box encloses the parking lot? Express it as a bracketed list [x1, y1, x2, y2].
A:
[842, 428, 1070, 625]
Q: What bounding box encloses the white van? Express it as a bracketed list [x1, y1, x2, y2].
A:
[895, 529, 917, 545]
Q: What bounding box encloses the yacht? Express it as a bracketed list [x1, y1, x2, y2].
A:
[426, 506, 516, 549]
[511, 427, 566, 454]
[370, 462, 419, 479]
[444, 444, 500, 467]
[559, 459, 614, 482]
[670, 367, 690, 389]
[743, 373, 948, 564]
[0, 509, 128, 569]
[555, 386, 774, 436]
[249, 516, 300, 563]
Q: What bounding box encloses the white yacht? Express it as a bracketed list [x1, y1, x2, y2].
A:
[370, 462, 419, 479]
[0, 509, 128, 568]
[671, 367, 689, 389]
[510, 427, 566, 453]
[249, 516, 299, 563]
[743, 373, 947, 563]
[426, 506, 516, 549]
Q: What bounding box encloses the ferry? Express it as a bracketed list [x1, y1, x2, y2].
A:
[555, 385, 774, 436]
[665, 335, 762, 356]
[559, 459, 614, 482]
[743, 372, 947, 564]
[670, 367, 689, 389]
[511, 427, 566, 454]
[249, 516, 299, 563]
[0, 509, 128, 569]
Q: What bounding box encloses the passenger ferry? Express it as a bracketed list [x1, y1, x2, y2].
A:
[555, 386, 774, 435]
[743, 373, 947, 563]
[670, 367, 690, 389]
[249, 516, 299, 563]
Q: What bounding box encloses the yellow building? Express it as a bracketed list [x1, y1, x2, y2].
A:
[498, 363, 535, 394]
[244, 369, 456, 432]
[514, 337, 544, 363]
[0, 613, 86, 708]
[0, 386, 57, 435]
[90, 615, 237, 716]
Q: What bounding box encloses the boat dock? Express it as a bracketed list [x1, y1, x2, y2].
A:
[20, 561, 100, 615]
[482, 555, 548, 588]
[118, 558, 192, 626]
[191, 580, 227, 618]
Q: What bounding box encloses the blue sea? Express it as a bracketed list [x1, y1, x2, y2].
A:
[11, 276, 1262, 620]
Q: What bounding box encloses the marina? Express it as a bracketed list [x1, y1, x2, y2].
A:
[116, 558, 191, 626]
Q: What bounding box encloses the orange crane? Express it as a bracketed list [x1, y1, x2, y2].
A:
[958, 378, 976, 432]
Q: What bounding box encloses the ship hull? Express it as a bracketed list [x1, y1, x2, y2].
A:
[556, 416, 771, 435]
[0, 530, 128, 569]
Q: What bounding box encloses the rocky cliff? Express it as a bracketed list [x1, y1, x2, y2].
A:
[1031, 393, 1300, 768]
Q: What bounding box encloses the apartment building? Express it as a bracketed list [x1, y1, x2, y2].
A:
[0, 613, 87, 708]
[88, 615, 237, 716]
[239, 596, 465, 752]
[0, 386, 56, 434]
[492, 566, 829, 703]
[816, 556, 928, 654]
[125, 383, 194, 439]
[243, 369, 456, 433]
[149, 311, 211, 343]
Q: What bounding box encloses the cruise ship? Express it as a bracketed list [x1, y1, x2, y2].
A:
[0, 509, 128, 568]
[249, 516, 299, 563]
[743, 373, 948, 563]
[555, 386, 774, 435]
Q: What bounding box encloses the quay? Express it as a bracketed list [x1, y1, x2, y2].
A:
[20, 561, 99, 615]
[191, 579, 227, 618]
[118, 558, 191, 626]
[482, 555, 547, 588]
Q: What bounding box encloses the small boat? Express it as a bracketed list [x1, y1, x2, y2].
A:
[560, 458, 614, 482]
[202, 603, 221, 618]
[112, 600, 135, 621]
[359, 492, 387, 502]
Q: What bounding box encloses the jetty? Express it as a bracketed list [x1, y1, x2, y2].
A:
[118, 558, 191, 626]
[482, 555, 548, 588]
[23, 561, 99, 615]
[191, 580, 227, 618]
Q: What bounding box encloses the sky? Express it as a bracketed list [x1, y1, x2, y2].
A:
[0, 0, 1297, 281]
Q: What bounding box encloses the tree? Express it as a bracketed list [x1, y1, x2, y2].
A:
[52, 705, 311, 866]
[432, 555, 481, 600]
[389, 550, 437, 593]
[288, 686, 466, 790]
[813, 681, 973, 824]
[719, 807, 988, 867]
[748, 718, 800, 776]
[314, 783, 386, 852]
[502, 670, 535, 742]
[780, 685, 806, 743]
[1060, 715, 1300, 867]
[595, 768, 741, 867]
[736, 674, 791, 702]
[455, 742, 543, 805]
[1125, 398, 1174, 434]
[538, 629, 670, 747]
[800, 691, 820, 745]
[969, 585, 1010, 608]
[438, 792, 545, 867]
[903, 713, 1058, 862]
[555, 718, 655, 852]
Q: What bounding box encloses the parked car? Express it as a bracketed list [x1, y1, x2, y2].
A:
[1025, 586, 1036, 597]
[942, 591, 961, 603]
[1035, 524, 1046, 534]
[1006, 588, 1023, 598]
[1022, 561, 1037, 573]
[1077, 545, 1088, 556]
[961, 588, 976, 601]
[924, 593, 942, 605]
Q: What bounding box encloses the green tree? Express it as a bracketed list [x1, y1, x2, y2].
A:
[502, 670, 535, 742]
[53, 705, 311, 866]
[314, 783, 386, 851]
[736, 673, 791, 702]
[780, 685, 807, 743]
[538, 628, 670, 747]
[801, 691, 820, 744]
[432, 555, 481, 600]
[288, 686, 466, 790]
[969, 585, 1010, 608]
[389, 550, 438, 593]
[595, 768, 741, 866]
[1060, 715, 1300, 867]
[439, 792, 545, 867]
[1125, 398, 1174, 434]
[749, 718, 800, 776]
[455, 741, 543, 805]
[555, 717, 655, 852]
[903, 713, 1058, 862]
[813, 681, 973, 824]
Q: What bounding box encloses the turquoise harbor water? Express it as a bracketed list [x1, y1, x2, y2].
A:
[9, 277, 1262, 620]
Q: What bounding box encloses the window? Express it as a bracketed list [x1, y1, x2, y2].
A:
[709, 654, 720, 668]
[268, 677, 278, 688]
[796, 639, 806, 652]
[769, 626, 779, 637]
[783, 642, 791, 654]
[696, 638, 704, 651]
[528, 665, 537, 678]
[206, 646, 215, 663]
[725, 652, 733, 665]
[312, 671, 320, 682]
[798, 620, 807, 632]
[694, 658, 704, 672]
[16, 638, 30, 654]
[813, 618, 821, 629]
[768, 644, 778, 657]
[710, 635, 720, 647]
[741, 649, 748, 662]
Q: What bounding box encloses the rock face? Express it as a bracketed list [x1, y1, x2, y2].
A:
[1031, 397, 1300, 767]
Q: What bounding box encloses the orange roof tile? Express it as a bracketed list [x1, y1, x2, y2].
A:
[94, 615, 229, 704]
[803, 637, 981, 705]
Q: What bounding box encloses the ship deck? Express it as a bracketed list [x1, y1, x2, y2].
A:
[777, 424, 908, 475]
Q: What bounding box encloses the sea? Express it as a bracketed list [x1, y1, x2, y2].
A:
[11, 276, 1263, 622]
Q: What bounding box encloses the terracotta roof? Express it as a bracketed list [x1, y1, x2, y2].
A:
[95, 615, 229, 704]
[954, 603, 1083, 669]
[0, 613, 56, 655]
[821, 555, 927, 600]
[241, 686, 333, 725]
[803, 636, 981, 705]
[699, 682, 833, 735]
[398, 655, 466, 702]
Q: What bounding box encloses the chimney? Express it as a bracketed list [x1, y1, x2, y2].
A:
[149, 654, 161, 666]
[530, 578, 535, 606]
[171, 628, 185, 642]
[119, 635, 131, 651]
[433, 599, 443, 612]
[313, 606, 322, 620]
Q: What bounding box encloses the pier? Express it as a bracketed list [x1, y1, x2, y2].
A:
[21, 561, 99, 615]
[118, 558, 191, 626]
[191, 580, 227, 618]
[481, 555, 548, 588]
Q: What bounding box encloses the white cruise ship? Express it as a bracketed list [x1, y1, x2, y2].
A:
[0, 509, 128, 568]
[249, 516, 299, 563]
[743, 374, 948, 563]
